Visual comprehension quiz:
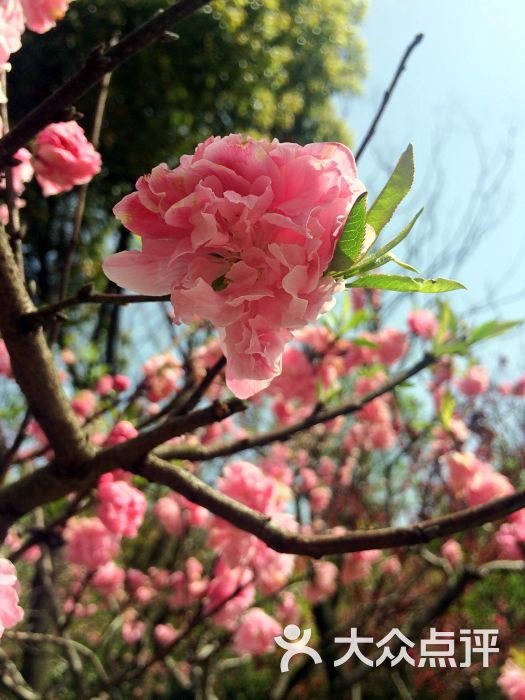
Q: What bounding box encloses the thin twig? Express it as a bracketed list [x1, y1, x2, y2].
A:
[5, 631, 108, 683]
[355, 33, 424, 162]
[19, 287, 170, 331]
[54, 64, 114, 343]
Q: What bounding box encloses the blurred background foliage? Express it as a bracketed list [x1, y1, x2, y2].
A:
[8, 0, 367, 337]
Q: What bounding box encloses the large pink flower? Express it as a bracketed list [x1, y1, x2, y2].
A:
[103, 135, 366, 398]
[20, 0, 72, 34]
[33, 121, 102, 196]
[0, 0, 24, 67]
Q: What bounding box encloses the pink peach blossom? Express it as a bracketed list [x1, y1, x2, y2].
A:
[154, 623, 178, 646]
[441, 539, 463, 567]
[142, 352, 183, 402]
[456, 365, 489, 397]
[513, 376, 525, 398]
[96, 374, 114, 396]
[97, 473, 147, 537]
[71, 389, 96, 419]
[0, 145, 33, 195]
[205, 560, 255, 630]
[305, 560, 338, 603]
[0, 558, 23, 637]
[20, 0, 72, 34]
[104, 135, 366, 398]
[106, 420, 138, 445]
[407, 308, 438, 338]
[232, 607, 282, 655]
[64, 517, 120, 570]
[498, 659, 525, 700]
[33, 121, 101, 196]
[91, 561, 125, 596]
[152, 494, 185, 536]
[113, 374, 131, 392]
[0, 339, 11, 377]
[122, 616, 145, 645]
[0, 0, 24, 67]
[380, 556, 401, 576]
[276, 592, 300, 626]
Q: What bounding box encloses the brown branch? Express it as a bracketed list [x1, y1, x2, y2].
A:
[0, 398, 245, 535]
[158, 352, 437, 461]
[0, 226, 90, 465]
[134, 453, 525, 557]
[0, 0, 210, 164]
[355, 33, 424, 162]
[19, 287, 170, 331]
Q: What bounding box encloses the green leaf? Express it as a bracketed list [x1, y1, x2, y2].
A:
[385, 253, 420, 274]
[327, 192, 367, 273]
[347, 274, 466, 294]
[434, 319, 522, 357]
[352, 338, 379, 349]
[466, 320, 522, 345]
[367, 144, 414, 235]
[439, 392, 456, 430]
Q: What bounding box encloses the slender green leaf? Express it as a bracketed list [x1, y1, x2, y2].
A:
[439, 392, 456, 430]
[467, 320, 522, 345]
[435, 319, 522, 357]
[347, 274, 466, 293]
[349, 208, 423, 276]
[327, 192, 367, 273]
[385, 253, 420, 274]
[352, 338, 379, 349]
[367, 144, 414, 235]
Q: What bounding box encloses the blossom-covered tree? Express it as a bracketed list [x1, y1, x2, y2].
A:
[0, 2, 523, 698]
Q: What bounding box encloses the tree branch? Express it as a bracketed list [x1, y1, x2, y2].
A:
[355, 33, 424, 162]
[0, 227, 91, 464]
[0, 398, 245, 535]
[0, 0, 210, 164]
[19, 286, 170, 331]
[158, 353, 436, 461]
[135, 453, 525, 557]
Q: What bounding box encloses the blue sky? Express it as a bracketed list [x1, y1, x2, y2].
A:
[339, 0, 525, 374]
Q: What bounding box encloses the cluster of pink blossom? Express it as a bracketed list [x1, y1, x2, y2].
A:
[103, 134, 366, 398]
[0, 0, 73, 68]
[446, 451, 514, 507]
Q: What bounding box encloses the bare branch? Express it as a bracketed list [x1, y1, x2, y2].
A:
[355, 33, 424, 162]
[19, 287, 170, 332]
